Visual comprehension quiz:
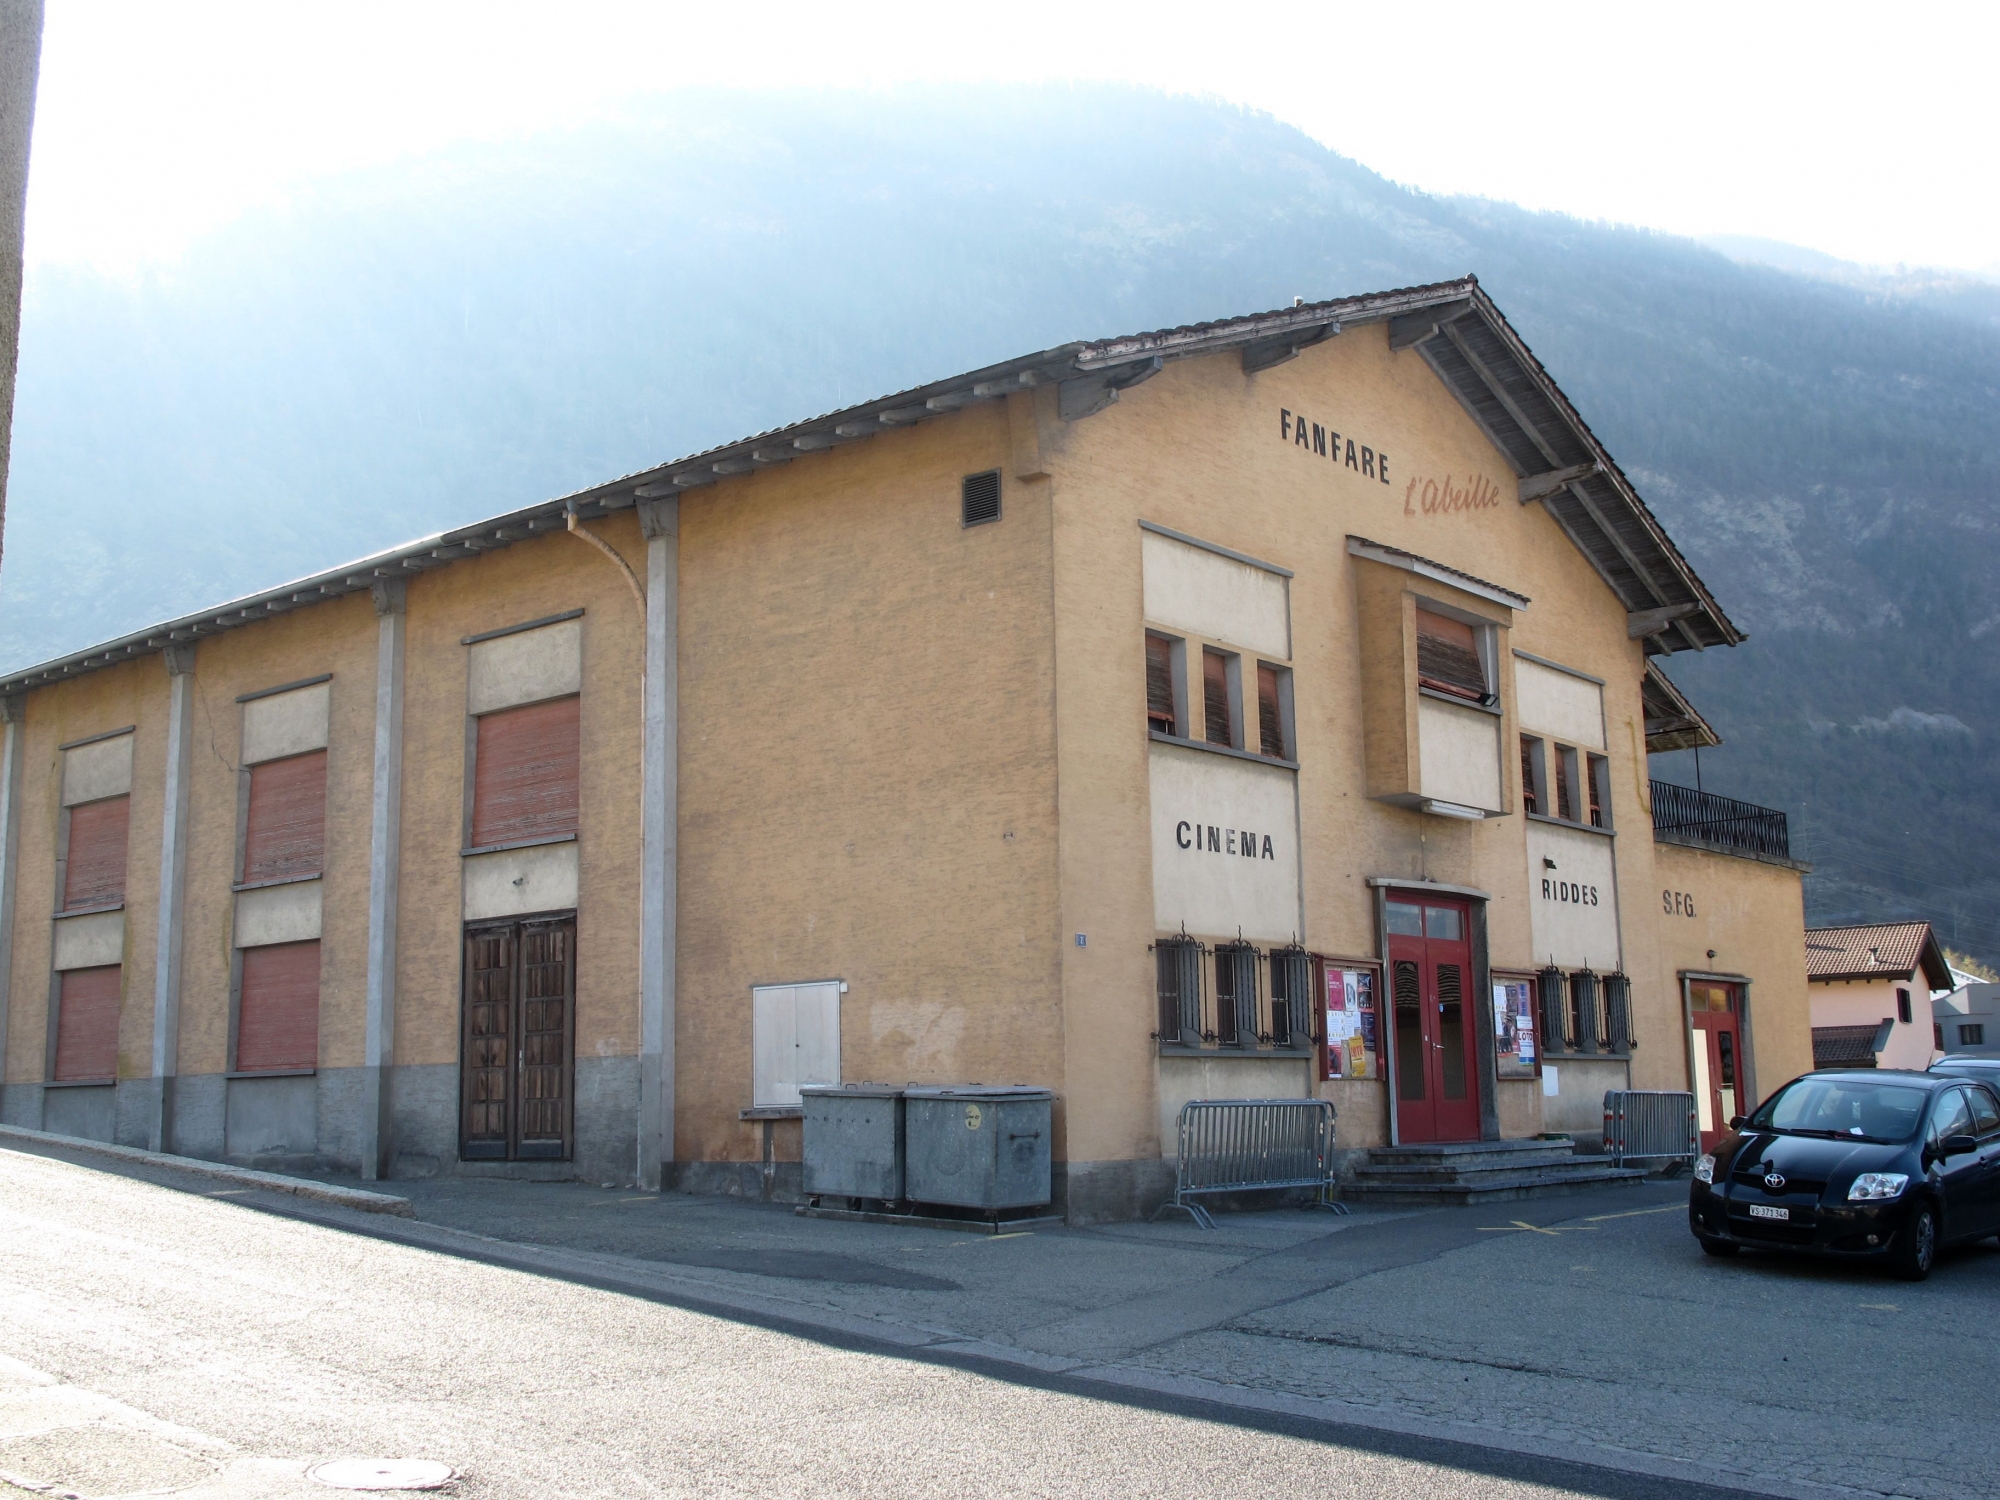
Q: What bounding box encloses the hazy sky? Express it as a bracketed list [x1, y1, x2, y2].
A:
[28, 0, 2000, 275]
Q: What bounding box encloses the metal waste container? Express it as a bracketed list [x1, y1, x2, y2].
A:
[800, 1083, 905, 1200]
[903, 1085, 1053, 1210]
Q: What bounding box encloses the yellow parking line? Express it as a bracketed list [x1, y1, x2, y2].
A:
[1583, 1205, 1684, 1222]
[1477, 1220, 1597, 1236]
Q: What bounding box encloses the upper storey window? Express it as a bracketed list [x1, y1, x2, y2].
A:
[1138, 523, 1295, 766]
[1416, 609, 1489, 704]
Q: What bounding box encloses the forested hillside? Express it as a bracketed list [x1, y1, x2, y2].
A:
[5, 87, 1997, 954]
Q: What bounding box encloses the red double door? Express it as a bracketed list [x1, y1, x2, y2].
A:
[1388, 895, 1482, 1144]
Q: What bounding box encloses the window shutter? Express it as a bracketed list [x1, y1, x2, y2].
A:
[1155, 938, 1202, 1045]
[472, 695, 581, 848]
[1568, 969, 1601, 1052]
[1415, 609, 1486, 701]
[243, 750, 327, 883]
[63, 796, 130, 910]
[1202, 650, 1233, 747]
[1271, 948, 1310, 1046]
[1215, 944, 1258, 1046]
[1257, 664, 1284, 758]
[961, 470, 1001, 526]
[236, 939, 321, 1072]
[1602, 972, 1631, 1051]
[53, 964, 121, 1081]
[1537, 964, 1568, 1054]
[1146, 635, 1176, 733]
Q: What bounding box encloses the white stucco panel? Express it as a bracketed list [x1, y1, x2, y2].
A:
[1141, 530, 1289, 658]
[1150, 742, 1300, 944]
[463, 839, 579, 922]
[468, 618, 582, 715]
[1514, 658, 1605, 750]
[1417, 697, 1503, 811]
[235, 878, 323, 948]
[62, 733, 133, 806]
[1525, 822, 1621, 971]
[241, 681, 331, 765]
[52, 909, 124, 970]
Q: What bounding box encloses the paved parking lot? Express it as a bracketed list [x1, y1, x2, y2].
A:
[3, 1142, 1994, 1499]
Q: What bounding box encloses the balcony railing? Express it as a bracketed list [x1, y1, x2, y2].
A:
[1649, 779, 1791, 860]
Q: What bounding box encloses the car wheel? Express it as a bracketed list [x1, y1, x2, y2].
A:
[1890, 1204, 1938, 1282]
[1698, 1235, 1738, 1258]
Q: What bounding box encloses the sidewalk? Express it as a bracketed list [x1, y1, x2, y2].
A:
[14, 1136, 2000, 1500]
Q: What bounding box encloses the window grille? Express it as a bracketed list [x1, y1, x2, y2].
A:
[1269, 946, 1310, 1047]
[1962, 1023, 1985, 1047]
[1537, 964, 1568, 1053]
[1568, 968, 1602, 1052]
[1214, 942, 1260, 1047]
[1153, 936, 1204, 1046]
[1602, 971, 1632, 1052]
[961, 470, 1001, 526]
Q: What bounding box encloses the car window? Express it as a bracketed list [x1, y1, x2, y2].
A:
[1929, 1088, 1974, 1144]
[1968, 1086, 2000, 1137]
[1751, 1078, 1927, 1142]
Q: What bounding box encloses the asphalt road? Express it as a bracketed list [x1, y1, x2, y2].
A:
[0, 1148, 1828, 1500]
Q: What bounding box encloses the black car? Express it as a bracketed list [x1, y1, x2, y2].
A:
[1930, 1056, 2000, 1092]
[1688, 1068, 2000, 1280]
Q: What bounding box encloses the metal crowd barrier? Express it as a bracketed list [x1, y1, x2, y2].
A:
[1154, 1098, 1347, 1229]
[1602, 1089, 1698, 1166]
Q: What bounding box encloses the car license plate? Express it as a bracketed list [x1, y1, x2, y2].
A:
[1748, 1204, 1789, 1221]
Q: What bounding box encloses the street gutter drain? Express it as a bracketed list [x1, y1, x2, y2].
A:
[309, 1458, 456, 1491]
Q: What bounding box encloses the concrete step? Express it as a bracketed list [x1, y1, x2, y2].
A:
[1341, 1165, 1648, 1206]
[1351, 1149, 1583, 1179]
[1365, 1137, 1576, 1163]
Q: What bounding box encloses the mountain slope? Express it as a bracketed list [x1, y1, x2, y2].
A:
[6, 87, 1998, 953]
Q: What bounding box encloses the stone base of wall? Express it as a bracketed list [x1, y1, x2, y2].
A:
[666, 1158, 805, 1203]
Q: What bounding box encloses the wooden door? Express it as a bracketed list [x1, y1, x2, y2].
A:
[460, 916, 575, 1162]
[1388, 896, 1481, 1144]
[1689, 981, 1743, 1150]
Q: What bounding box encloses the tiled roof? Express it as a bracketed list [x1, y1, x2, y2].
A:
[1805, 922, 1954, 989]
[0, 276, 1741, 696]
[1812, 1024, 1887, 1068]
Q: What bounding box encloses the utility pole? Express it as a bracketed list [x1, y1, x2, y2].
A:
[0, 1, 41, 576]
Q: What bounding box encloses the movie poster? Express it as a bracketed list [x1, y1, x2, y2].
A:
[1324, 967, 1377, 1080]
[1493, 979, 1537, 1078]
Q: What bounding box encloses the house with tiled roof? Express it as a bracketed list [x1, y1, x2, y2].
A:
[1806, 922, 1952, 1070]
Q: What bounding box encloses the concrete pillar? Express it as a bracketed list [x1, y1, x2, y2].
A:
[0, 694, 23, 1119]
[360, 579, 406, 1180]
[147, 643, 195, 1152]
[636, 499, 678, 1189]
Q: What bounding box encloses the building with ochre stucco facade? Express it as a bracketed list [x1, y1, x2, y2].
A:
[0, 279, 1815, 1216]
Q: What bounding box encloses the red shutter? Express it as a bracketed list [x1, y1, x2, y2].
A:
[1145, 635, 1176, 733]
[1257, 663, 1284, 758]
[53, 965, 121, 1081]
[236, 939, 321, 1072]
[1415, 609, 1486, 701]
[243, 750, 327, 883]
[471, 696, 580, 848]
[1202, 650, 1233, 746]
[63, 796, 130, 910]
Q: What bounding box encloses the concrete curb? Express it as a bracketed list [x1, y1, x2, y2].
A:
[0, 1124, 415, 1217]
